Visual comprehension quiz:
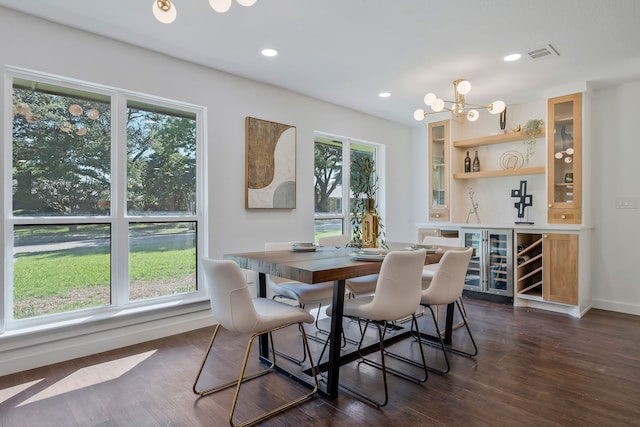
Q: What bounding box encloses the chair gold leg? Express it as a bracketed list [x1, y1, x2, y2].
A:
[192, 324, 275, 397]
[194, 322, 318, 427]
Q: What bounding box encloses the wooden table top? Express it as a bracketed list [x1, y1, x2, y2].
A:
[224, 244, 448, 284]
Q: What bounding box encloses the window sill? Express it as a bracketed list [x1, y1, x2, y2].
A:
[0, 297, 211, 352]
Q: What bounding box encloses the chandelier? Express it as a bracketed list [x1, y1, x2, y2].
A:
[413, 79, 506, 122]
[152, 0, 257, 24]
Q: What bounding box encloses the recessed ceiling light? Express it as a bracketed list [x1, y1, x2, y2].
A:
[261, 48, 278, 57]
[504, 53, 522, 62]
[378, 92, 391, 98]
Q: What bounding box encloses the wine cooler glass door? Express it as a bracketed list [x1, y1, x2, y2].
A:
[487, 231, 513, 295]
[463, 230, 482, 290]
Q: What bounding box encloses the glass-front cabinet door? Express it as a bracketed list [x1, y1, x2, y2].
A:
[487, 231, 513, 295]
[547, 93, 582, 224]
[462, 230, 482, 291]
[428, 120, 449, 221]
[462, 229, 513, 296]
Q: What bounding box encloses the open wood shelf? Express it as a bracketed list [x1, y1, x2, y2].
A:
[453, 166, 545, 180]
[453, 130, 545, 148]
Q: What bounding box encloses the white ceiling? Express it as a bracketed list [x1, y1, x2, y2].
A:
[2, 0, 640, 126]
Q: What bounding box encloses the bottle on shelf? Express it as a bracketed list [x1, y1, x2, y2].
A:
[517, 254, 531, 265]
[517, 243, 529, 252]
[472, 150, 480, 172]
[464, 151, 471, 173]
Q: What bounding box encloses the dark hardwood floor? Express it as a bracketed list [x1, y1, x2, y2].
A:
[1, 298, 639, 427]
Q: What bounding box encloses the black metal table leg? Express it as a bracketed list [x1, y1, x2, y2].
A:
[258, 272, 269, 358]
[443, 302, 455, 344]
[325, 279, 346, 399]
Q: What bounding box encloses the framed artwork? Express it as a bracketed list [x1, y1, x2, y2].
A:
[245, 117, 296, 209]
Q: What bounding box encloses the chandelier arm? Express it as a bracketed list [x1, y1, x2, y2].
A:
[461, 102, 493, 109]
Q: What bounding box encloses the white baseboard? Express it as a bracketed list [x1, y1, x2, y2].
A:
[592, 298, 640, 316]
[0, 304, 215, 377]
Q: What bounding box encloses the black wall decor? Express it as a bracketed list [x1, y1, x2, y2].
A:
[511, 180, 534, 224]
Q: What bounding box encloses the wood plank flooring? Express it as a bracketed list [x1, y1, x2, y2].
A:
[1, 298, 639, 426]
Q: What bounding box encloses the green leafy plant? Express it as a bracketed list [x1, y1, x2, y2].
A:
[350, 156, 386, 248]
[522, 118, 544, 164]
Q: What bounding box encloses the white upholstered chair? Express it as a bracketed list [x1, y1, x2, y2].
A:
[318, 235, 380, 298]
[420, 236, 461, 290]
[417, 247, 477, 374]
[265, 241, 334, 312]
[265, 241, 335, 362]
[265, 241, 334, 307]
[193, 258, 318, 427]
[320, 249, 428, 407]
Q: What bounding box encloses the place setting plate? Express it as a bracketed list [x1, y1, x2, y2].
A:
[349, 248, 387, 261]
[291, 242, 319, 252]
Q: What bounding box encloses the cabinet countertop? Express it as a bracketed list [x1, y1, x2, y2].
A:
[416, 222, 593, 232]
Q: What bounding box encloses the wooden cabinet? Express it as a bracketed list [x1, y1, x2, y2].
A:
[547, 93, 582, 224]
[543, 233, 578, 305]
[452, 131, 545, 179]
[428, 120, 450, 221]
[516, 232, 579, 306]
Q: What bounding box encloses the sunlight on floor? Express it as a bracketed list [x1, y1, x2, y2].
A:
[15, 350, 157, 407]
[0, 378, 45, 404]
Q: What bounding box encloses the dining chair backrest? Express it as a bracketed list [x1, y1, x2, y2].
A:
[421, 236, 461, 247]
[365, 249, 426, 321]
[318, 235, 350, 247]
[201, 257, 260, 334]
[422, 247, 473, 306]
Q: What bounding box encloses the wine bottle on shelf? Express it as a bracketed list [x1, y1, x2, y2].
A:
[517, 243, 529, 252]
[517, 254, 531, 265]
[472, 150, 480, 172]
[464, 151, 471, 173]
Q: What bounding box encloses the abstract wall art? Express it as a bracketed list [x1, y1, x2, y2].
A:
[245, 117, 296, 209]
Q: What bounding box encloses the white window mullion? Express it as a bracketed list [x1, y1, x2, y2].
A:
[341, 139, 351, 235]
[111, 93, 129, 307]
[2, 71, 13, 332]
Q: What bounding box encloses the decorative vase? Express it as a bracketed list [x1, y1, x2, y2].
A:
[362, 198, 379, 248]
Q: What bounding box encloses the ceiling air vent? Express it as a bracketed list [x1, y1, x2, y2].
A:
[527, 44, 559, 61]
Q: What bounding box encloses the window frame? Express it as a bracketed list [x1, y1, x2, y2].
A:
[2, 66, 207, 333]
[313, 131, 385, 240]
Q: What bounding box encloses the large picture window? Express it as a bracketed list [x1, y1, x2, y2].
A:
[5, 69, 205, 330]
[313, 133, 382, 242]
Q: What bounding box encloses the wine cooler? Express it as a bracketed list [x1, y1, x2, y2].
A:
[461, 228, 513, 296]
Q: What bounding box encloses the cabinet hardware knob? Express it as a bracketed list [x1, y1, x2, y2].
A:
[435, 214, 440, 218]
[543, 234, 548, 238]
[561, 215, 566, 219]
[548, 204, 552, 208]
[444, 205, 448, 208]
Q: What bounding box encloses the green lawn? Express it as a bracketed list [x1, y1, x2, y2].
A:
[13, 239, 195, 319]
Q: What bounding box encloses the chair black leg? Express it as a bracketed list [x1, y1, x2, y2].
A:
[338, 321, 389, 407]
[381, 315, 429, 383]
[447, 299, 478, 357]
[418, 305, 451, 375]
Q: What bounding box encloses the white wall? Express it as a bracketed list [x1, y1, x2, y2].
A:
[591, 81, 640, 314]
[0, 8, 414, 374]
[0, 8, 415, 255]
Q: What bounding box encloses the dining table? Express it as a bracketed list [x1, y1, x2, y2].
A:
[223, 242, 457, 400]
